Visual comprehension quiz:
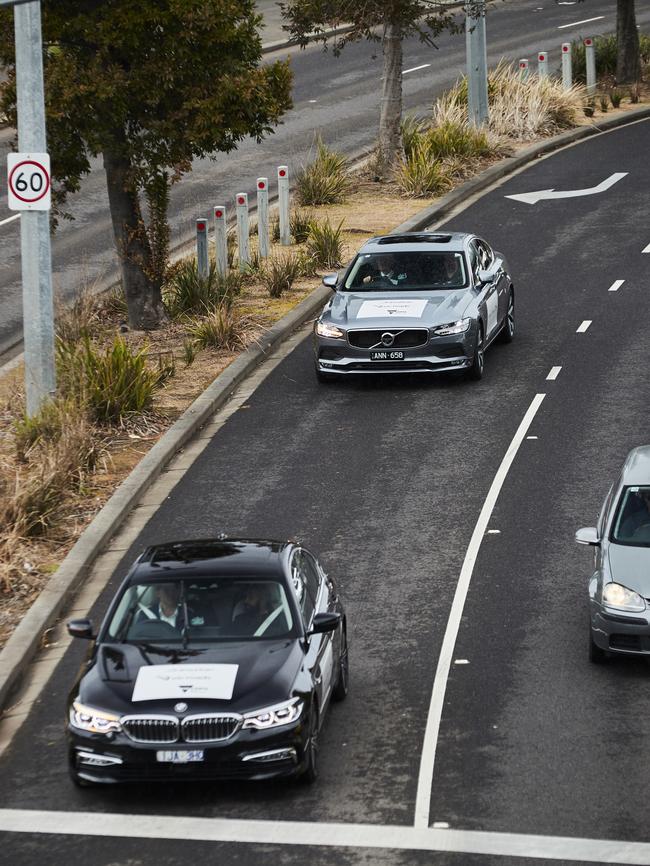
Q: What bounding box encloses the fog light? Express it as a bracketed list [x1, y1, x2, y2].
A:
[76, 750, 123, 768]
[242, 747, 297, 764]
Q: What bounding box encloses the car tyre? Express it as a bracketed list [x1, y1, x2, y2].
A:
[500, 289, 515, 343]
[588, 623, 608, 664]
[300, 706, 319, 784]
[467, 325, 485, 381]
[332, 628, 349, 702]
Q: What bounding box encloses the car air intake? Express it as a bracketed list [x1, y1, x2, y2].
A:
[182, 715, 241, 743]
[122, 716, 179, 744]
[348, 328, 428, 349]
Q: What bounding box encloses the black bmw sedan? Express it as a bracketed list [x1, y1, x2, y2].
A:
[66, 538, 348, 785]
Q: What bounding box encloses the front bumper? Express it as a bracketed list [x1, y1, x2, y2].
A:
[67, 718, 308, 784]
[590, 601, 650, 655]
[314, 330, 476, 375]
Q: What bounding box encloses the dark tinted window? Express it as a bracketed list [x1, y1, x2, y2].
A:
[344, 252, 467, 290]
[611, 486, 650, 545]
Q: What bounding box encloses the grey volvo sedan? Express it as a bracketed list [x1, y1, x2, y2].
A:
[576, 446, 650, 662]
[313, 232, 515, 382]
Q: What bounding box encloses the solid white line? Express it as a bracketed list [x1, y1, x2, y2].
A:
[576, 320, 592, 333]
[546, 366, 562, 381]
[1, 809, 650, 863]
[608, 280, 625, 292]
[558, 15, 604, 29]
[0, 213, 20, 227]
[403, 63, 431, 75]
[642, 243, 650, 253]
[413, 393, 546, 829]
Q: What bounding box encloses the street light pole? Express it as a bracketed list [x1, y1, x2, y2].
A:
[466, 0, 489, 127]
[7, 0, 56, 416]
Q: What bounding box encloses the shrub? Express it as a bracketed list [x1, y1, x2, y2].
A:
[290, 209, 314, 243]
[306, 218, 345, 269]
[401, 113, 429, 158]
[164, 260, 241, 317]
[424, 120, 492, 160]
[610, 88, 623, 108]
[57, 335, 164, 423]
[599, 95, 609, 112]
[55, 287, 101, 343]
[188, 305, 255, 351]
[260, 253, 302, 298]
[295, 136, 351, 206]
[394, 142, 447, 197]
[182, 339, 196, 367]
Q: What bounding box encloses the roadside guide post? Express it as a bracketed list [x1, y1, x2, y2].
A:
[6, 0, 56, 416]
[561, 42, 572, 90]
[196, 219, 208, 277]
[257, 178, 269, 259]
[518, 58, 529, 79]
[585, 37, 596, 95]
[466, 0, 489, 126]
[277, 166, 290, 246]
[213, 206, 227, 276]
[537, 51, 548, 77]
[236, 193, 250, 270]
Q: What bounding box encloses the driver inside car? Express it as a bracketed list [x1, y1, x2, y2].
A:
[620, 489, 650, 539]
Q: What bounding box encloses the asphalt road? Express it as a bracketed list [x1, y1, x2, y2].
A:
[1, 115, 650, 864]
[1, 0, 645, 360]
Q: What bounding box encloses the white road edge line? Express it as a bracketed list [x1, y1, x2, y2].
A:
[558, 15, 604, 29]
[546, 366, 562, 381]
[576, 320, 592, 333]
[413, 393, 546, 829]
[0, 213, 20, 227]
[1, 808, 650, 863]
[403, 63, 431, 74]
[642, 243, 650, 253]
[608, 280, 625, 292]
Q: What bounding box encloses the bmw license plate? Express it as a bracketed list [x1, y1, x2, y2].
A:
[156, 750, 204, 763]
[370, 350, 404, 361]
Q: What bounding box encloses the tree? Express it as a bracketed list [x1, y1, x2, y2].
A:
[616, 0, 640, 84]
[281, 0, 464, 175]
[0, 1, 292, 329]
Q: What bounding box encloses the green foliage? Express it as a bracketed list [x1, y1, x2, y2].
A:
[182, 339, 197, 367]
[424, 121, 491, 160]
[394, 142, 450, 197]
[401, 114, 428, 159]
[57, 336, 164, 423]
[260, 253, 303, 298]
[164, 261, 242, 318]
[188, 306, 254, 351]
[295, 137, 352, 206]
[290, 209, 315, 243]
[599, 95, 609, 112]
[610, 89, 623, 108]
[571, 33, 650, 82]
[306, 219, 345, 269]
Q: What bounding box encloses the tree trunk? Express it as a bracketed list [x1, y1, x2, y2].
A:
[617, 0, 640, 84]
[377, 20, 404, 177]
[103, 145, 166, 330]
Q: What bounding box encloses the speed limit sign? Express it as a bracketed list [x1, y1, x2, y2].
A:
[7, 152, 51, 211]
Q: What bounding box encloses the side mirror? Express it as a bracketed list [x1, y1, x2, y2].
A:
[575, 527, 600, 546]
[67, 618, 95, 640]
[322, 274, 337, 290]
[308, 611, 341, 636]
[477, 268, 495, 284]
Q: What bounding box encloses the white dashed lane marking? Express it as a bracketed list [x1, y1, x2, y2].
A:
[403, 63, 431, 75]
[576, 320, 592, 333]
[1, 809, 650, 863]
[0, 214, 20, 228]
[557, 15, 604, 28]
[608, 280, 625, 292]
[546, 366, 562, 381]
[642, 242, 650, 253]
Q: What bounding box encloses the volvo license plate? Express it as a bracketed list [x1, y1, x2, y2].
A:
[156, 750, 204, 763]
[370, 350, 404, 361]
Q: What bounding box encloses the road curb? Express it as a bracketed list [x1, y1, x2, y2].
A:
[0, 285, 330, 710]
[1, 105, 649, 711]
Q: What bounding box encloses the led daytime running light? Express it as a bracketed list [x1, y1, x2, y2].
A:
[70, 701, 122, 735]
[242, 698, 303, 730]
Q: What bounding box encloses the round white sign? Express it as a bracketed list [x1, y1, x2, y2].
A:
[7, 153, 51, 211]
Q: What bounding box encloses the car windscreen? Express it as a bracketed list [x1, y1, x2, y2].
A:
[611, 486, 650, 546]
[344, 251, 468, 291]
[105, 577, 296, 643]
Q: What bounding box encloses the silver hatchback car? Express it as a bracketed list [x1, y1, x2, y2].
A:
[313, 232, 515, 382]
[576, 446, 650, 662]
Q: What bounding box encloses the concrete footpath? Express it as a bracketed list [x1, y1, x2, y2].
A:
[1, 105, 649, 712]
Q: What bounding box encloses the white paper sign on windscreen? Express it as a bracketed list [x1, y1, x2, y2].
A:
[356, 299, 427, 319]
[132, 664, 238, 702]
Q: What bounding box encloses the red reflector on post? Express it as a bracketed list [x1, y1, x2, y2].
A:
[197, 222, 206, 231]
[215, 209, 223, 218]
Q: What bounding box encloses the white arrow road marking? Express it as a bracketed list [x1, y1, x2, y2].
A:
[505, 172, 627, 205]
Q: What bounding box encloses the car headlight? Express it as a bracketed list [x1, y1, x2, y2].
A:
[602, 583, 646, 612]
[70, 701, 122, 735]
[432, 318, 472, 336]
[316, 321, 345, 339]
[242, 697, 303, 730]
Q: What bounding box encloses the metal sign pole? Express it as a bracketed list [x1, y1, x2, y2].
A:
[12, 0, 55, 416]
[466, 0, 489, 127]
